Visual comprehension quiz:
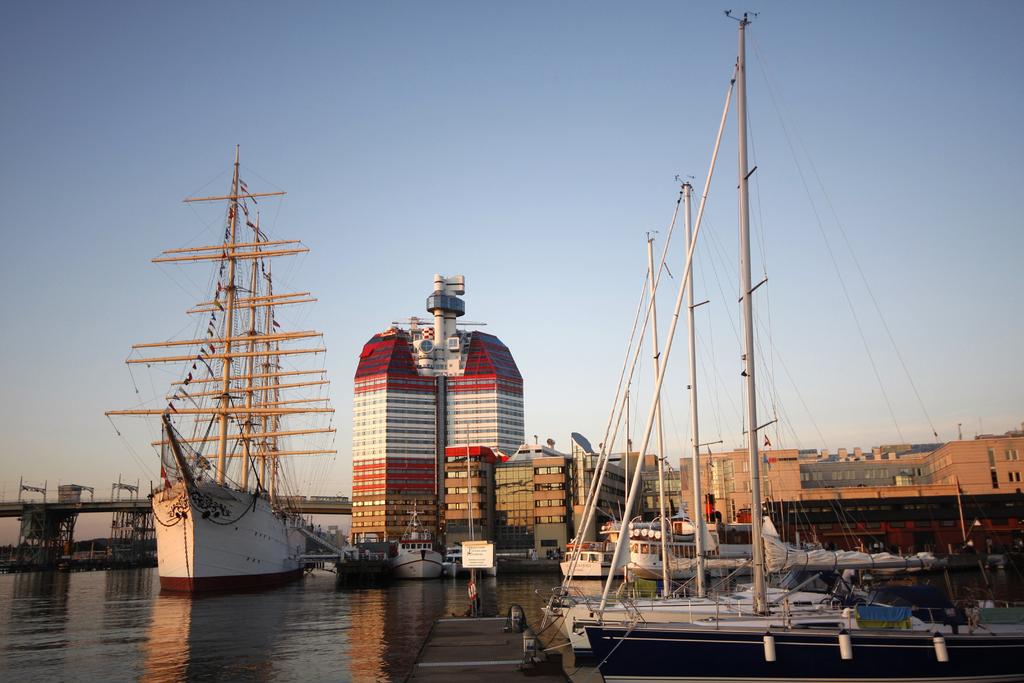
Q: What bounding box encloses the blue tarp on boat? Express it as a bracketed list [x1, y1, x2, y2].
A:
[856, 605, 913, 628]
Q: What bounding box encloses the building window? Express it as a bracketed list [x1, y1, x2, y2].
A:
[991, 470, 1000, 489]
[1009, 472, 1022, 483]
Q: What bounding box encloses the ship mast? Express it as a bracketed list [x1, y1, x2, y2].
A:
[238, 211, 262, 491]
[214, 146, 242, 483]
[734, 12, 768, 614]
[106, 148, 337, 495]
[260, 255, 274, 491]
[267, 259, 281, 501]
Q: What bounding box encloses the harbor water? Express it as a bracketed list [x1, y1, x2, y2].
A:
[0, 568, 554, 682]
[1, 566, 1020, 682]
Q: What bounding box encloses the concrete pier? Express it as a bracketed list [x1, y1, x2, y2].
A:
[408, 616, 567, 682]
[334, 558, 391, 585]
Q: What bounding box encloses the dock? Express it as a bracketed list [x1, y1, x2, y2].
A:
[335, 558, 391, 585]
[407, 616, 568, 682]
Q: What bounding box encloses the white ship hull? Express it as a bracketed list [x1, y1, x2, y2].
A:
[561, 558, 610, 578]
[152, 480, 305, 592]
[390, 548, 443, 579]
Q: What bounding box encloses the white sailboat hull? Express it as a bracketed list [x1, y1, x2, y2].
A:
[558, 588, 842, 657]
[152, 481, 304, 592]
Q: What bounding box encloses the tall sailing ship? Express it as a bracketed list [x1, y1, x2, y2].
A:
[107, 148, 336, 592]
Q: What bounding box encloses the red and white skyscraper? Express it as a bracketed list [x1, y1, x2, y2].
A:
[352, 275, 524, 541]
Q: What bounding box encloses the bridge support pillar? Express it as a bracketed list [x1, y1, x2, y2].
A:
[16, 504, 78, 568]
[109, 509, 155, 565]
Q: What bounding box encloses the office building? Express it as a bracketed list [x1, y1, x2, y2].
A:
[351, 275, 524, 541]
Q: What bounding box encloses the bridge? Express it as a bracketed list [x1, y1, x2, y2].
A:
[0, 498, 151, 518]
[0, 496, 351, 519]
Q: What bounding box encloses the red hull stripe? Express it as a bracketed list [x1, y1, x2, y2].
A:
[159, 568, 303, 593]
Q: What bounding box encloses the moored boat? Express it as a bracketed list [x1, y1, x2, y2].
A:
[390, 511, 443, 579]
[151, 477, 305, 591]
[587, 619, 1024, 683]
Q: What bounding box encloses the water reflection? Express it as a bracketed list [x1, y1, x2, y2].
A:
[141, 592, 191, 682]
[103, 570, 154, 655]
[1, 572, 73, 679]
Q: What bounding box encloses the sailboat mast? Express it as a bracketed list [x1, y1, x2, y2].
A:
[216, 145, 242, 485]
[736, 14, 767, 613]
[646, 234, 672, 593]
[624, 388, 630, 497]
[684, 182, 707, 597]
[597, 67, 735, 614]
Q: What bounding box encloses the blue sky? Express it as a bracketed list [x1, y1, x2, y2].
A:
[1, 2, 1021, 540]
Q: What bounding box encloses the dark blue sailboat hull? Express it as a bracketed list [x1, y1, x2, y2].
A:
[585, 624, 1024, 682]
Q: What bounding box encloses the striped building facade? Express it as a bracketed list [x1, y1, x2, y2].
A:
[351, 275, 524, 541]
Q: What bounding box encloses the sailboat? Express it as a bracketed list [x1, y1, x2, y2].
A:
[549, 91, 928, 661]
[584, 14, 1024, 681]
[107, 148, 336, 592]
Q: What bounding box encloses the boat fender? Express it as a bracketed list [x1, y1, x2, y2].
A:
[507, 604, 527, 633]
[838, 630, 853, 660]
[763, 632, 776, 662]
[933, 633, 949, 663]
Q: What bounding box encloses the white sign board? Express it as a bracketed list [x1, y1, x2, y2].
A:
[461, 540, 494, 569]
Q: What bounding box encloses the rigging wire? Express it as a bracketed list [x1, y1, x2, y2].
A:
[746, 105, 784, 452]
[701, 207, 824, 454]
[748, 34, 907, 444]
[696, 261, 725, 444]
[752, 35, 938, 442]
[106, 415, 158, 479]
